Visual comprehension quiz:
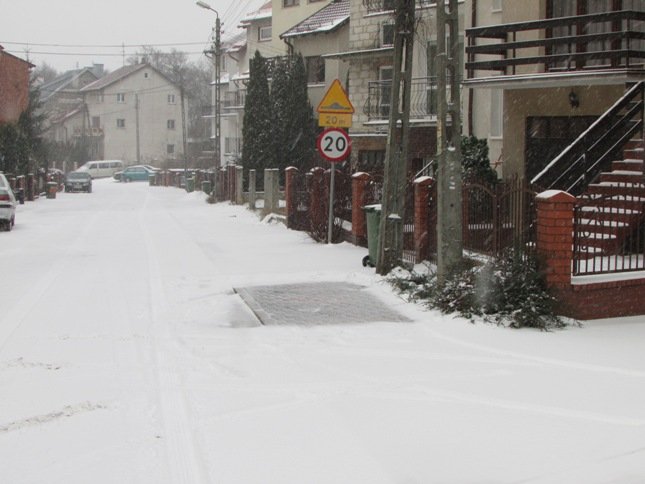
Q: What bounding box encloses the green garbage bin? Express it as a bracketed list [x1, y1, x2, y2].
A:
[185, 176, 195, 193]
[362, 204, 381, 267]
[201, 180, 212, 195]
[46, 181, 58, 199]
[149, 174, 156, 186]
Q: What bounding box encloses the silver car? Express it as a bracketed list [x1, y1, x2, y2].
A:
[0, 173, 16, 231]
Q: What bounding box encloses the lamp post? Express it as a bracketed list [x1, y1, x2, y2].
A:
[196, 1, 221, 175]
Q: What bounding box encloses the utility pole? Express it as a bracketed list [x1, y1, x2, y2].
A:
[213, 16, 221, 170]
[376, 0, 416, 275]
[135, 93, 141, 163]
[436, 0, 463, 283]
[196, 0, 222, 187]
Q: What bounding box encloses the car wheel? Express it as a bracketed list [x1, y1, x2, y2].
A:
[8, 218, 13, 231]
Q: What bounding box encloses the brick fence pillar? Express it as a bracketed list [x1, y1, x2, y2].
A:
[351, 172, 371, 246]
[26, 173, 34, 201]
[285, 167, 298, 228]
[414, 176, 435, 262]
[536, 190, 575, 289]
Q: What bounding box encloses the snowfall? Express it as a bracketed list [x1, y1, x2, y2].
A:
[1, 178, 644, 484]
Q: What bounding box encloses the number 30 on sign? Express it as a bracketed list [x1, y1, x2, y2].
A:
[316, 128, 351, 163]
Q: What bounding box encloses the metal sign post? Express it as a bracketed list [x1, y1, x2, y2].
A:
[316, 128, 351, 244]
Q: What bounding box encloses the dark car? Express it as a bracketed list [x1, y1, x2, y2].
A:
[65, 171, 92, 193]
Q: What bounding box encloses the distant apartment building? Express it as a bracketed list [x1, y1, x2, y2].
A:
[81, 64, 184, 164]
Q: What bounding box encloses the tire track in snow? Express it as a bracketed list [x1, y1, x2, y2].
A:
[425, 328, 645, 378]
[0, 402, 106, 434]
[0, 209, 101, 353]
[138, 192, 211, 484]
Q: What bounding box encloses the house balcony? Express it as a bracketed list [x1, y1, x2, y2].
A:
[465, 9, 645, 89]
[365, 77, 450, 122]
[224, 137, 242, 155]
[222, 90, 246, 109]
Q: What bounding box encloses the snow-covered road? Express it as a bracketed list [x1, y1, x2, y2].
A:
[1, 179, 644, 483]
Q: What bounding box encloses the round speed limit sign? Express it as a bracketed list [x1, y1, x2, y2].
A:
[317, 128, 351, 163]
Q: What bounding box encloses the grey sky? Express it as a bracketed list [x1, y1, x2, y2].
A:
[0, 0, 265, 72]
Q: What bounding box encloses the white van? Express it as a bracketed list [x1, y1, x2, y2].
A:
[76, 160, 124, 178]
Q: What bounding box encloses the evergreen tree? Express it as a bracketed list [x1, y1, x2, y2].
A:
[242, 51, 273, 181]
[270, 57, 292, 174]
[285, 54, 315, 170]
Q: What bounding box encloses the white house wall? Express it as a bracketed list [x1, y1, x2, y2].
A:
[289, 23, 350, 113]
[87, 67, 183, 164]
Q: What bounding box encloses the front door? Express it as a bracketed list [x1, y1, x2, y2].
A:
[525, 116, 597, 181]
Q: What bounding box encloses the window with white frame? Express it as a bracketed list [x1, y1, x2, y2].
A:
[167, 144, 175, 155]
[305, 56, 325, 84]
[379, 65, 393, 118]
[490, 89, 503, 137]
[283, 0, 299, 7]
[167, 119, 176, 130]
[381, 22, 395, 47]
[168, 94, 176, 104]
[116, 93, 125, 103]
[91, 116, 100, 128]
[492, 0, 502, 11]
[116, 118, 125, 128]
[259, 26, 272, 41]
[366, 0, 395, 13]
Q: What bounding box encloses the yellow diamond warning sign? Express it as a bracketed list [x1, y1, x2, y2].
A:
[317, 79, 354, 115]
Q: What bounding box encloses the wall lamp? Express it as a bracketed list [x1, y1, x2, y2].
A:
[569, 90, 580, 109]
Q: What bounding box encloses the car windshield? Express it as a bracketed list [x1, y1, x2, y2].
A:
[67, 172, 91, 180]
[0, 177, 7, 188]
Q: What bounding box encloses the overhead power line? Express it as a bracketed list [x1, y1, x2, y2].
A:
[0, 40, 211, 48]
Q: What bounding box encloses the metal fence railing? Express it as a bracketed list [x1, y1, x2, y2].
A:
[574, 183, 645, 275]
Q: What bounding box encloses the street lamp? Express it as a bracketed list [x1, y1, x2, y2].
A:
[196, 1, 222, 175]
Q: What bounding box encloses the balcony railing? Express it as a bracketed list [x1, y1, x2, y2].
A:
[222, 90, 246, 109]
[225, 137, 242, 155]
[365, 76, 450, 121]
[466, 10, 645, 77]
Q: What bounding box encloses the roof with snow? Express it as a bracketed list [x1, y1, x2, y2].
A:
[239, 1, 272, 25]
[39, 67, 100, 102]
[280, 0, 349, 39]
[80, 64, 147, 92]
[80, 64, 178, 92]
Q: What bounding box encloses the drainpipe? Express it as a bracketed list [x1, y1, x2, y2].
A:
[282, 37, 294, 56]
[468, 0, 477, 136]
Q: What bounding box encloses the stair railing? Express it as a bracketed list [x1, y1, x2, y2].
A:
[531, 81, 644, 195]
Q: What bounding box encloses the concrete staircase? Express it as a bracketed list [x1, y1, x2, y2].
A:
[576, 139, 645, 257]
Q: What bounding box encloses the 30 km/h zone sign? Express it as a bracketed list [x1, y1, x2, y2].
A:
[317, 128, 351, 162]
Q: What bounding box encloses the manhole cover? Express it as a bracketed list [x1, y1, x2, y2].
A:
[233, 282, 411, 326]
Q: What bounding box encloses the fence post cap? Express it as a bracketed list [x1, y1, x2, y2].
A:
[536, 190, 575, 203]
[285, 166, 299, 173]
[414, 175, 434, 186]
[352, 171, 371, 180]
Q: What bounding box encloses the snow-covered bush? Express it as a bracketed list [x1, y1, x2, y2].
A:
[388, 249, 567, 330]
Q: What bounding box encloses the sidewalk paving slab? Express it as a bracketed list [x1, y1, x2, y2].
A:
[234, 282, 411, 326]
